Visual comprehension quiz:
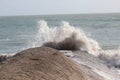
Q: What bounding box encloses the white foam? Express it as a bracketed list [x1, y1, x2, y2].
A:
[60, 50, 74, 57]
[98, 48, 120, 68]
[0, 53, 16, 57]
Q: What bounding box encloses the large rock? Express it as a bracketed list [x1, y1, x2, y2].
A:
[0, 47, 82, 80]
[0, 47, 104, 80]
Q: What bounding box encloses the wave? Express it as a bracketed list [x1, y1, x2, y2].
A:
[31, 20, 120, 69]
[31, 20, 101, 56]
[98, 49, 120, 68]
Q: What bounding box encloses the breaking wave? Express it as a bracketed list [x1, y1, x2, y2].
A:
[30, 20, 120, 68]
[31, 20, 101, 55]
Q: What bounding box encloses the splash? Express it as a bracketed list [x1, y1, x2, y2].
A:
[98, 48, 120, 68]
[32, 20, 101, 55]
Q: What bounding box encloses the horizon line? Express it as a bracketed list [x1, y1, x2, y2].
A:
[0, 12, 120, 17]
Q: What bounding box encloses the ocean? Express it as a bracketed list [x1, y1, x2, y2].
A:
[0, 13, 120, 54]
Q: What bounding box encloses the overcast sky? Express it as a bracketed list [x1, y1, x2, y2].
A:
[0, 0, 120, 16]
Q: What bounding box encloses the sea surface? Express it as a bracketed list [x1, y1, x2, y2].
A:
[0, 13, 120, 54]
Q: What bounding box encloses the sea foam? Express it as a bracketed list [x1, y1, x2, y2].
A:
[98, 49, 120, 68]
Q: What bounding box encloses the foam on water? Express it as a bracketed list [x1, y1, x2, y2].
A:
[98, 48, 120, 68]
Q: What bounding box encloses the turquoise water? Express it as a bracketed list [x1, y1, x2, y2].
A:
[0, 13, 120, 54]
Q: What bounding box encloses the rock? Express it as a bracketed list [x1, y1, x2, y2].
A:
[0, 47, 105, 80]
[0, 47, 86, 80]
[0, 56, 7, 62]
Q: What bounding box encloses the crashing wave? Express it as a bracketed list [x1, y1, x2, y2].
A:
[32, 20, 101, 55]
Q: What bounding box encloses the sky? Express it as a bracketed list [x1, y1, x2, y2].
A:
[0, 0, 120, 16]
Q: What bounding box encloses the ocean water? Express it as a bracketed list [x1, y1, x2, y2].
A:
[0, 13, 120, 54]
